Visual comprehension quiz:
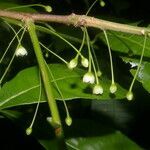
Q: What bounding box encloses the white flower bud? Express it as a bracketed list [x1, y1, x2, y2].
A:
[110, 83, 117, 94]
[45, 53, 49, 58]
[126, 91, 133, 101]
[47, 117, 52, 123]
[81, 57, 89, 68]
[83, 72, 95, 84]
[93, 84, 103, 95]
[15, 45, 28, 57]
[65, 116, 72, 126]
[67, 58, 78, 69]
[26, 127, 32, 135]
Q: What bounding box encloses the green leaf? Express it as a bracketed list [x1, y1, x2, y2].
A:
[136, 62, 150, 93]
[0, 64, 127, 109]
[39, 119, 141, 150]
[122, 57, 150, 93]
[121, 57, 150, 93]
[99, 31, 150, 58]
[65, 120, 141, 150]
[66, 132, 141, 150]
[0, 110, 22, 120]
[39, 140, 61, 150]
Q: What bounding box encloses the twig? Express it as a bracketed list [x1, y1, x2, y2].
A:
[0, 9, 150, 35]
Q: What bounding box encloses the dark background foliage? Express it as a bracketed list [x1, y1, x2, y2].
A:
[0, 0, 150, 150]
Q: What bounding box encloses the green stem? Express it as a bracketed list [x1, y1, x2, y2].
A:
[5, 4, 51, 12]
[129, 33, 147, 92]
[0, 26, 24, 63]
[26, 19, 62, 138]
[0, 27, 26, 84]
[103, 30, 114, 84]
[40, 42, 68, 64]
[86, 0, 98, 15]
[78, 28, 86, 56]
[84, 28, 92, 72]
[85, 28, 99, 83]
[45, 61, 70, 120]
[36, 25, 82, 56]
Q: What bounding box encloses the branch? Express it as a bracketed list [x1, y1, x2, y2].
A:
[0, 9, 150, 35]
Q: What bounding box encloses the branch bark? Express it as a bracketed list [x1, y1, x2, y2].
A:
[0, 9, 150, 35]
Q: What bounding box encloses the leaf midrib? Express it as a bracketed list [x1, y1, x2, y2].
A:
[109, 32, 150, 51]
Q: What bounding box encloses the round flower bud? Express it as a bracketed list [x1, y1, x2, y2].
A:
[97, 70, 102, 77]
[67, 58, 78, 69]
[15, 45, 28, 57]
[45, 53, 49, 58]
[65, 116, 72, 126]
[81, 57, 89, 68]
[93, 84, 103, 95]
[26, 127, 32, 135]
[45, 6, 52, 12]
[110, 83, 117, 94]
[47, 117, 52, 123]
[83, 72, 95, 84]
[100, 0, 105, 7]
[126, 91, 133, 101]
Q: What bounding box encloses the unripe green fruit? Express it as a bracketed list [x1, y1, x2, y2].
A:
[81, 57, 89, 68]
[26, 127, 32, 135]
[110, 83, 117, 94]
[45, 6, 52, 12]
[97, 70, 102, 77]
[67, 58, 78, 69]
[65, 116, 72, 126]
[45, 53, 49, 58]
[126, 91, 133, 101]
[100, 0, 105, 7]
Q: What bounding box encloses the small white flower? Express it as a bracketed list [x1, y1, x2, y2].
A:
[81, 57, 89, 68]
[110, 83, 117, 94]
[67, 58, 78, 69]
[93, 84, 103, 95]
[83, 72, 95, 84]
[129, 62, 138, 68]
[15, 45, 28, 57]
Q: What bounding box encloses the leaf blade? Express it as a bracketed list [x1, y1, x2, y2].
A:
[0, 64, 127, 109]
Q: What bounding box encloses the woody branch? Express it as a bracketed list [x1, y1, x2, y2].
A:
[0, 9, 150, 35]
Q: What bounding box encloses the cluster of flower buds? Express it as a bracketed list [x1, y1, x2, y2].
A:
[67, 55, 89, 70]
